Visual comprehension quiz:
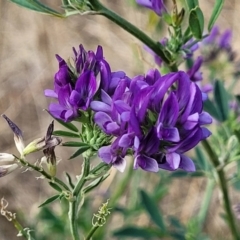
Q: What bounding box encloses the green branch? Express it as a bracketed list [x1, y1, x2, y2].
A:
[17, 157, 70, 191]
[202, 140, 239, 240]
[68, 157, 90, 240]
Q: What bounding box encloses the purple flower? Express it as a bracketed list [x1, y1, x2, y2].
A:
[45, 45, 111, 122]
[187, 56, 203, 82]
[45, 55, 72, 99]
[98, 137, 127, 172]
[201, 26, 234, 62]
[94, 69, 212, 173]
[136, 0, 167, 16]
[133, 128, 159, 172]
[181, 38, 199, 59]
[91, 72, 131, 136]
[203, 26, 232, 50]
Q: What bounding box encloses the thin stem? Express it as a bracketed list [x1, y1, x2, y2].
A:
[88, 0, 178, 71]
[69, 157, 90, 240]
[69, 201, 79, 240]
[202, 140, 239, 240]
[85, 225, 99, 240]
[73, 157, 90, 196]
[17, 157, 70, 191]
[12, 218, 32, 239]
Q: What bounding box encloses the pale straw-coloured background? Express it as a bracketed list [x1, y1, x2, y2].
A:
[0, 0, 239, 239]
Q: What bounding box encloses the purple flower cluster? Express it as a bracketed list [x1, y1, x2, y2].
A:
[45, 45, 111, 122]
[92, 69, 212, 173]
[45, 44, 212, 173]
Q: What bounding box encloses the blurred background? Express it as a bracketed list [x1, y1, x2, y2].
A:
[0, 0, 239, 239]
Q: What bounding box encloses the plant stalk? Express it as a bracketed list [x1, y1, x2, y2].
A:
[85, 225, 99, 240]
[17, 157, 70, 191]
[202, 140, 239, 240]
[69, 157, 90, 240]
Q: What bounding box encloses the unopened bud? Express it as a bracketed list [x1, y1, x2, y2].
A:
[43, 148, 57, 177]
[23, 121, 61, 156]
[2, 115, 25, 155]
[0, 153, 15, 165]
[0, 163, 19, 178]
[23, 136, 61, 156]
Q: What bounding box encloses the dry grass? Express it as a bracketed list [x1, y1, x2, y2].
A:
[0, 0, 240, 239]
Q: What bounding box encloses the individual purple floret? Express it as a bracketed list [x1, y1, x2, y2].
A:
[187, 56, 203, 82]
[136, 0, 167, 16]
[94, 69, 212, 173]
[45, 45, 111, 122]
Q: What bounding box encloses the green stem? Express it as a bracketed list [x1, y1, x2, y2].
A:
[88, 0, 178, 71]
[69, 157, 90, 240]
[69, 201, 79, 240]
[85, 225, 99, 240]
[197, 178, 215, 230]
[12, 218, 33, 239]
[17, 157, 70, 191]
[202, 140, 239, 240]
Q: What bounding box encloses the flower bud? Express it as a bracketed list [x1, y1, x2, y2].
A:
[0, 153, 15, 165]
[2, 115, 25, 155]
[43, 148, 57, 177]
[23, 137, 44, 155]
[23, 121, 61, 156]
[0, 164, 19, 178]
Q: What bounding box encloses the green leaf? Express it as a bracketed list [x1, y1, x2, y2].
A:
[168, 216, 186, 231]
[113, 226, 157, 238]
[139, 189, 165, 231]
[69, 146, 91, 159]
[189, 7, 204, 39]
[62, 141, 90, 147]
[185, 0, 199, 10]
[38, 195, 60, 208]
[203, 99, 221, 121]
[53, 130, 80, 138]
[208, 0, 225, 31]
[48, 182, 62, 192]
[45, 109, 79, 132]
[9, 0, 63, 17]
[65, 172, 75, 189]
[83, 174, 109, 194]
[214, 80, 229, 122]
